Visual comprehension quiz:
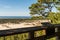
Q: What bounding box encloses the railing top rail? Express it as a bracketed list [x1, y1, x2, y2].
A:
[0, 26, 47, 37]
[0, 24, 60, 37]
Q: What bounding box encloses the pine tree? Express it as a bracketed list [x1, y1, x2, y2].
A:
[29, 0, 59, 18]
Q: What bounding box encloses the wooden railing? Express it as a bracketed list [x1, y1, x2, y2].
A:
[0, 24, 60, 40]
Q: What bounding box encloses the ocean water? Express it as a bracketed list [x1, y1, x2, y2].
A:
[0, 16, 31, 19]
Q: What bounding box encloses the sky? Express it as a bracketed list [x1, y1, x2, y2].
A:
[0, 0, 59, 16]
[0, 0, 37, 16]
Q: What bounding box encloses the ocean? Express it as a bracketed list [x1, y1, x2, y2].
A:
[0, 16, 31, 19]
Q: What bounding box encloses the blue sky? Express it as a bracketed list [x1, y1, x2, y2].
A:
[0, 0, 37, 16]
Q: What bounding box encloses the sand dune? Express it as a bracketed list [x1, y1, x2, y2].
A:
[0, 20, 50, 30]
[0, 22, 42, 30]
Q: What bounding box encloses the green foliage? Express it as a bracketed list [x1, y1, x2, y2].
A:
[0, 30, 46, 40]
[38, 0, 45, 3]
[47, 37, 57, 40]
[29, 2, 46, 17]
[57, 7, 60, 10]
[0, 33, 29, 40]
[31, 16, 44, 20]
[29, 0, 58, 18]
[47, 12, 60, 24]
[29, 0, 60, 24]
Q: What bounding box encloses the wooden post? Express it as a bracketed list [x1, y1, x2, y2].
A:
[29, 31, 34, 40]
